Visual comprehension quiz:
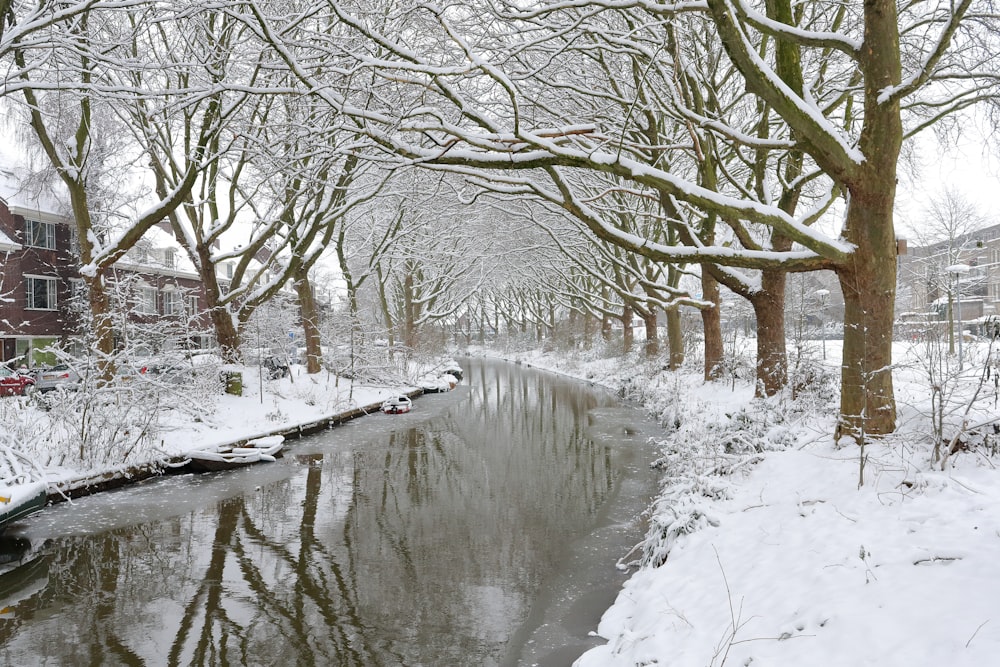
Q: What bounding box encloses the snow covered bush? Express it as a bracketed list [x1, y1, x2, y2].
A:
[896, 326, 1000, 468]
[21, 353, 223, 470]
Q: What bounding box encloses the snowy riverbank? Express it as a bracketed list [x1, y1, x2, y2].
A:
[7, 343, 1000, 664]
[494, 341, 1000, 666]
[2, 363, 417, 499]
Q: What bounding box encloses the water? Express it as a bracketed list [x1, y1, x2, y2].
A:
[0, 359, 661, 665]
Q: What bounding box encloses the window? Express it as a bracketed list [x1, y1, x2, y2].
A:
[137, 285, 157, 314]
[163, 290, 183, 316]
[25, 219, 55, 249]
[187, 294, 199, 314]
[25, 276, 57, 310]
[164, 248, 177, 269]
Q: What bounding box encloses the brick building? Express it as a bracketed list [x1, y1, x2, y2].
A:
[0, 172, 214, 366]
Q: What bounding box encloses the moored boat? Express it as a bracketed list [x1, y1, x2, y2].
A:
[381, 395, 412, 414]
[184, 435, 284, 473]
[0, 477, 47, 534]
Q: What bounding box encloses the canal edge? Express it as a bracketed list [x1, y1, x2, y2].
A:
[45, 388, 424, 504]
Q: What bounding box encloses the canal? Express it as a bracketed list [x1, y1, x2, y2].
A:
[0, 359, 662, 665]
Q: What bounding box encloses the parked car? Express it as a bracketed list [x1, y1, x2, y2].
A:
[29, 364, 81, 392]
[0, 367, 35, 396]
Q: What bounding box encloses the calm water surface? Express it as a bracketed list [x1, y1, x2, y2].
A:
[0, 359, 661, 665]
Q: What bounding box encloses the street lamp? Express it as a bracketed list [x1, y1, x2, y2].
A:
[946, 263, 971, 371]
[815, 289, 830, 360]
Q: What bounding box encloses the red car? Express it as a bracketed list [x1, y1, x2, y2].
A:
[0, 366, 36, 396]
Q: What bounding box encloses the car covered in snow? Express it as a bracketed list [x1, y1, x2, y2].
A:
[29, 364, 81, 392]
[0, 366, 35, 396]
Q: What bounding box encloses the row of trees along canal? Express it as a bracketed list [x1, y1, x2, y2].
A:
[2, 0, 997, 442]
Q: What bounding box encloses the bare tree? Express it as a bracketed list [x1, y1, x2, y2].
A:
[241, 0, 1000, 440]
[9, 3, 216, 379]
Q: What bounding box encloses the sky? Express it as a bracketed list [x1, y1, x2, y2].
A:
[896, 113, 1000, 240]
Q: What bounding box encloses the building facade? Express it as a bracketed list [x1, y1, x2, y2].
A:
[896, 223, 1000, 333]
[0, 192, 213, 366]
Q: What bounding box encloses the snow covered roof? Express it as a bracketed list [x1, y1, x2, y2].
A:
[0, 227, 19, 252]
[117, 225, 201, 279]
[0, 164, 70, 223]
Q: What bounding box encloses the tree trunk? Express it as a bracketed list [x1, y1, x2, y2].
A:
[85, 270, 115, 383]
[403, 271, 417, 349]
[294, 270, 323, 374]
[621, 304, 634, 353]
[642, 310, 658, 357]
[834, 0, 902, 441]
[837, 203, 898, 440]
[194, 243, 241, 363]
[701, 271, 724, 381]
[750, 267, 789, 397]
[666, 307, 684, 370]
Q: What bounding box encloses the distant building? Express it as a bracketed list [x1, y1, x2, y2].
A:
[896, 224, 1000, 332]
[0, 170, 214, 366]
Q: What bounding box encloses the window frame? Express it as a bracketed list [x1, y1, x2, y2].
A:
[25, 275, 58, 311]
[137, 284, 158, 315]
[24, 219, 56, 250]
[163, 289, 183, 316]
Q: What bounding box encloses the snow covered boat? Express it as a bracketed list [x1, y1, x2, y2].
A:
[381, 395, 412, 414]
[0, 477, 48, 534]
[184, 435, 284, 473]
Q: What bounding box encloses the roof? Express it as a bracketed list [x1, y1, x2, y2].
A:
[0, 227, 19, 252]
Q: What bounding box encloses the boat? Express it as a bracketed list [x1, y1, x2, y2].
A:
[0, 538, 49, 619]
[0, 477, 48, 534]
[184, 435, 285, 473]
[381, 395, 412, 414]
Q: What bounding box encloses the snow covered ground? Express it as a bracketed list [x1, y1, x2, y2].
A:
[497, 339, 1000, 666]
[5, 339, 999, 665]
[0, 362, 417, 491]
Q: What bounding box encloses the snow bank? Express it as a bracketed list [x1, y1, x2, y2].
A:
[479, 341, 1000, 666]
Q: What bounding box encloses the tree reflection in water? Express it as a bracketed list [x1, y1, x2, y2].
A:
[0, 360, 652, 666]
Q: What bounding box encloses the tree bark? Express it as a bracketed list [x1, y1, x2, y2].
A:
[193, 243, 241, 364]
[834, 0, 903, 441]
[84, 270, 115, 381]
[294, 270, 323, 374]
[621, 303, 634, 353]
[701, 271, 724, 381]
[750, 276, 788, 397]
[403, 270, 417, 349]
[837, 199, 898, 440]
[642, 310, 659, 357]
[666, 307, 684, 370]
[750, 231, 792, 396]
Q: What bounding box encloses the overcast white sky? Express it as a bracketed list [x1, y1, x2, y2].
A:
[896, 112, 1000, 240]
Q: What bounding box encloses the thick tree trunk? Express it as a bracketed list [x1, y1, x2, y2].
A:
[751, 267, 789, 397]
[701, 271, 724, 381]
[194, 244, 241, 363]
[666, 307, 684, 370]
[833, 0, 902, 441]
[294, 271, 323, 374]
[621, 304, 634, 353]
[642, 310, 659, 357]
[85, 271, 115, 383]
[837, 201, 898, 440]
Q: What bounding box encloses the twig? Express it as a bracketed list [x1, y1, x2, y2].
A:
[966, 620, 988, 648]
